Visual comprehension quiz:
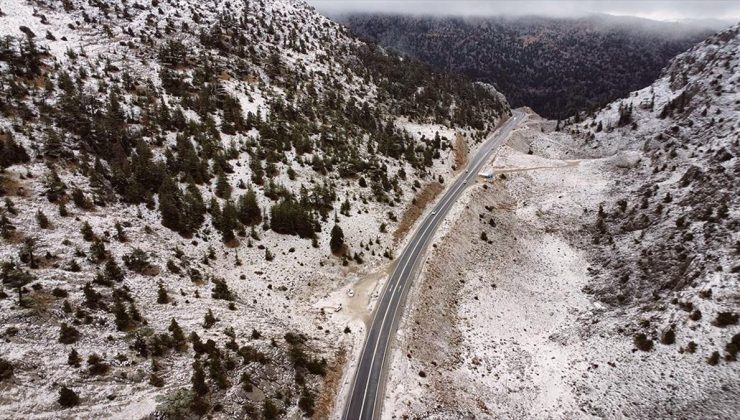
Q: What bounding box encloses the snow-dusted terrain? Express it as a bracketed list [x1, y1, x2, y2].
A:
[0, 0, 508, 418]
[0, 0, 736, 418]
[384, 23, 739, 419]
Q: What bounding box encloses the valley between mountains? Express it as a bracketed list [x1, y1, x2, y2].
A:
[0, 1, 737, 419]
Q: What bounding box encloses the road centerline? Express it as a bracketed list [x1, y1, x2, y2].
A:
[343, 111, 523, 420]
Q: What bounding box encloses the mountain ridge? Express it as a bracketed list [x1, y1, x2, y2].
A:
[0, 0, 507, 417]
[340, 13, 719, 119]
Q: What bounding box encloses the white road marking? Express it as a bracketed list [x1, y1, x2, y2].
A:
[347, 111, 523, 420]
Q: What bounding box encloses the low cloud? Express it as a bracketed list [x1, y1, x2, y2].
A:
[307, 0, 740, 22]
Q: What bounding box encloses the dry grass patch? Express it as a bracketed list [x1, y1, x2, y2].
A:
[312, 347, 347, 420]
[453, 133, 468, 170]
[0, 174, 27, 197]
[394, 182, 443, 243]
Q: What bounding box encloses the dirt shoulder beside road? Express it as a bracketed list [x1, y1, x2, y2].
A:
[383, 138, 604, 417]
[382, 112, 739, 419]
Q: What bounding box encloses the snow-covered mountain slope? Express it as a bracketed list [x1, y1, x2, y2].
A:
[0, 0, 508, 418]
[382, 24, 738, 419]
[565, 23, 739, 307]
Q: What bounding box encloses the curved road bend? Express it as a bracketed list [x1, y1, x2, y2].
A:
[343, 109, 525, 420]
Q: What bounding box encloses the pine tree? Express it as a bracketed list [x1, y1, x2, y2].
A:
[208, 352, 230, 389]
[0, 214, 15, 239]
[1, 261, 34, 305]
[183, 182, 206, 234]
[158, 174, 183, 233]
[80, 221, 95, 241]
[203, 309, 217, 329]
[220, 199, 239, 243]
[19, 237, 37, 268]
[340, 198, 351, 216]
[58, 386, 80, 408]
[168, 318, 187, 351]
[36, 210, 50, 229]
[270, 199, 316, 238]
[250, 158, 265, 185]
[176, 136, 207, 183]
[211, 278, 234, 301]
[67, 349, 81, 367]
[157, 283, 169, 304]
[0, 131, 30, 169]
[104, 259, 124, 283]
[114, 222, 127, 242]
[191, 359, 209, 396]
[128, 302, 143, 323]
[45, 169, 67, 203]
[58, 323, 79, 344]
[209, 197, 222, 230]
[131, 140, 164, 198]
[88, 239, 107, 263]
[237, 188, 262, 226]
[82, 282, 102, 308]
[215, 171, 231, 199]
[330, 224, 345, 254]
[113, 300, 132, 331]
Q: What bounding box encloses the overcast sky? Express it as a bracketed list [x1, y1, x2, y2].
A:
[307, 1, 740, 22]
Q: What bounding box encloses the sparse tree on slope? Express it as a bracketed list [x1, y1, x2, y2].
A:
[330, 224, 345, 254]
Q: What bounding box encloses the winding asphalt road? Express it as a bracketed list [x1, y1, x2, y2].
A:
[342, 109, 525, 420]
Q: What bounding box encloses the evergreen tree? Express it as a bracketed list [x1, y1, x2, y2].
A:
[104, 259, 124, 283]
[191, 359, 209, 396]
[220, 199, 239, 243]
[209, 197, 222, 230]
[158, 174, 183, 233]
[82, 282, 102, 308]
[1, 261, 34, 305]
[80, 221, 95, 241]
[113, 300, 132, 331]
[67, 349, 81, 367]
[237, 188, 262, 226]
[0, 215, 15, 239]
[330, 224, 345, 254]
[183, 182, 206, 234]
[36, 210, 50, 229]
[58, 323, 79, 344]
[157, 283, 169, 304]
[208, 352, 230, 389]
[203, 309, 217, 329]
[168, 318, 187, 351]
[45, 169, 67, 202]
[58, 386, 80, 408]
[0, 132, 30, 169]
[176, 136, 207, 183]
[215, 171, 231, 199]
[270, 199, 316, 238]
[211, 278, 234, 301]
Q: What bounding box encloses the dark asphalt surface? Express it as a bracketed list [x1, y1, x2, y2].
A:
[342, 110, 525, 420]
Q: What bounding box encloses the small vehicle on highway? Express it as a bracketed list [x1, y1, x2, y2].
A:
[431, 211, 437, 215]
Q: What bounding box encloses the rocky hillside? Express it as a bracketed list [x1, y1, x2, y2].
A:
[0, 0, 508, 418]
[568, 23, 739, 304]
[565, 23, 739, 360]
[383, 24, 738, 419]
[341, 13, 716, 119]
